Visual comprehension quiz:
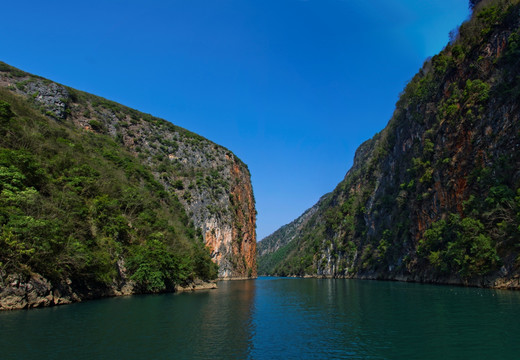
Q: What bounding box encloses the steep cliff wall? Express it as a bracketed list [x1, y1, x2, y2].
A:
[258, 0, 520, 289]
[0, 61, 256, 311]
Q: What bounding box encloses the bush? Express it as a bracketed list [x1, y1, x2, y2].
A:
[192, 241, 218, 280]
[89, 119, 104, 131]
[173, 179, 184, 190]
[418, 214, 499, 277]
[0, 101, 14, 124]
[127, 237, 184, 292]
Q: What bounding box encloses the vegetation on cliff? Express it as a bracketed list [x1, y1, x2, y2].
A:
[258, 0, 520, 287]
[0, 60, 257, 283]
[0, 86, 219, 293]
[0, 59, 259, 304]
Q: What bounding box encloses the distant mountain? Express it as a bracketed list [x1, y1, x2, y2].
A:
[258, 0, 520, 289]
[0, 62, 256, 309]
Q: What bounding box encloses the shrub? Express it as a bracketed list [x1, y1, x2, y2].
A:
[0, 101, 14, 124]
[173, 179, 184, 190]
[127, 237, 184, 292]
[89, 119, 104, 131]
[418, 214, 499, 277]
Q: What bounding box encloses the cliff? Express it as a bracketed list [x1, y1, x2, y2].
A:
[0, 63, 256, 309]
[258, 0, 520, 289]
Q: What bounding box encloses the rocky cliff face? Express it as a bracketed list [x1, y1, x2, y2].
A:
[258, 0, 520, 289]
[0, 61, 256, 295]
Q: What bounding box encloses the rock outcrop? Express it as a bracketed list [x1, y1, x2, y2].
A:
[0, 274, 80, 311]
[0, 272, 218, 310]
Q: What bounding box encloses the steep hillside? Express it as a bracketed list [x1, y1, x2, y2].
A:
[258, 0, 520, 289]
[0, 63, 256, 309]
[257, 194, 329, 275]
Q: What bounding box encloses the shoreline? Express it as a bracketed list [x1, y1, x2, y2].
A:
[258, 273, 520, 290]
[0, 274, 219, 311]
[175, 279, 217, 292]
[0, 274, 260, 311]
[217, 276, 257, 281]
[4, 271, 519, 311]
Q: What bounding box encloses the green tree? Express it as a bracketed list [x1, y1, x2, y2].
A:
[0, 101, 14, 124]
[418, 214, 499, 277]
[127, 236, 185, 292]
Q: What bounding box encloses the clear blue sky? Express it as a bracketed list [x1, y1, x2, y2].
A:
[1, 1, 470, 240]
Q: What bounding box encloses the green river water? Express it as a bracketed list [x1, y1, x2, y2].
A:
[1, 277, 519, 359]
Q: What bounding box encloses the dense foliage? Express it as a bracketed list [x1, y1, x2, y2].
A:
[0, 88, 217, 292]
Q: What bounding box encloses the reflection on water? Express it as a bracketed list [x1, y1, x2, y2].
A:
[1, 278, 520, 359]
[0, 280, 257, 360]
[251, 278, 520, 359]
[193, 280, 256, 359]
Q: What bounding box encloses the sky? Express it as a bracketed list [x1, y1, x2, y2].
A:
[1, 1, 470, 240]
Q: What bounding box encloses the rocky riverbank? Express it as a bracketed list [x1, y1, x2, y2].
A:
[263, 272, 520, 290]
[0, 274, 217, 311]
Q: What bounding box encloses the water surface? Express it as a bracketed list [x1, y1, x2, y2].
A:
[1, 277, 519, 359]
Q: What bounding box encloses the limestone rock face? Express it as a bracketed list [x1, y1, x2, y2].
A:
[0, 274, 78, 310]
[0, 77, 70, 120]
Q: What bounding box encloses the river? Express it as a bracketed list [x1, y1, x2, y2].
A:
[1, 277, 519, 359]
